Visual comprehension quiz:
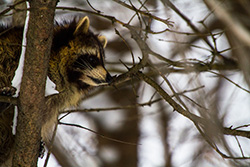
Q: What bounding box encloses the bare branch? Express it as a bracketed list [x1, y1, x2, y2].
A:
[204, 0, 250, 46]
[59, 121, 138, 146]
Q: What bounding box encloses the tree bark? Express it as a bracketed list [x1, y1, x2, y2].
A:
[12, 0, 57, 166]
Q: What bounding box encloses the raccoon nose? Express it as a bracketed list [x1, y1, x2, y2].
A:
[105, 73, 113, 84]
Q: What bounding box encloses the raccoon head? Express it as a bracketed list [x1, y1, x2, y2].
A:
[66, 17, 112, 90]
[51, 16, 112, 91]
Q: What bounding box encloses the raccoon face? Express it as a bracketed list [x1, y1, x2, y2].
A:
[69, 52, 112, 87]
[66, 17, 112, 89]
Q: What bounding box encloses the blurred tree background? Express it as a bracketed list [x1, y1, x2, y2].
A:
[1, 0, 250, 167]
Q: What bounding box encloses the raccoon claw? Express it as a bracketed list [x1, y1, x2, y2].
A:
[0, 87, 16, 96]
[39, 141, 46, 158]
[0, 87, 16, 112]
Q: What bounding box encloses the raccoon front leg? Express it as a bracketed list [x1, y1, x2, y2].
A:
[0, 58, 19, 165]
[41, 93, 60, 144]
[41, 89, 82, 143]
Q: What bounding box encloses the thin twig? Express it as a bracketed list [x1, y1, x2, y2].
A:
[209, 71, 250, 94]
[62, 98, 162, 114]
[86, 0, 101, 13]
[164, 0, 214, 50]
[235, 136, 245, 158]
[59, 122, 139, 146]
[0, 0, 27, 17]
[138, 71, 250, 159]
[43, 121, 59, 167]
[113, 0, 174, 27]
[115, 29, 135, 64]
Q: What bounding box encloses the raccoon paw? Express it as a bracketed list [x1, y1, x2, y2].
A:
[0, 87, 16, 113]
[0, 87, 16, 96]
[39, 140, 46, 158]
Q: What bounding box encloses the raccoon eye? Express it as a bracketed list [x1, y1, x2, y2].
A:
[87, 55, 99, 67]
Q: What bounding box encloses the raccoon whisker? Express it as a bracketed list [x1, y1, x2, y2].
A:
[74, 61, 87, 68]
[83, 61, 94, 70]
[89, 69, 106, 81]
[86, 69, 99, 80]
[74, 60, 91, 70]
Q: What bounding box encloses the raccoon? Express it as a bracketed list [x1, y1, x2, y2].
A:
[0, 16, 112, 165]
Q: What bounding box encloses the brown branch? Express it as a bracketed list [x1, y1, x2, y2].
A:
[208, 70, 250, 94]
[62, 98, 162, 114]
[62, 86, 205, 114]
[164, 0, 215, 51]
[55, 4, 238, 73]
[204, 0, 250, 46]
[137, 72, 196, 119]
[0, 0, 27, 17]
[108, 61, 239, 77]
[85, 0, 101, 13]
[56, 6, 125, 25]
[195, 122, 250, 160]
[115, 28, 135, 64]
[59, 122, 138, 146]
[233, 124, 250, 130]
[223, 128, 250, 139]
[110, 24, 150, 85]
[62, 85, 205, 114]
[43, 121, 58, 167]
[235, 136, 245, 158]
[137, 71, 250, 159]
[113, 0, 174, 27]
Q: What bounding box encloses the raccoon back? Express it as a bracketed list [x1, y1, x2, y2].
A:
[0, 26, 23, 87]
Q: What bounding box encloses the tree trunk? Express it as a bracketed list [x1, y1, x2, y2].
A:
[97, 88, 139, 167]
[12, 0, 57, 166]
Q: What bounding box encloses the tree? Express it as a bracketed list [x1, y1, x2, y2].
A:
[0, 0, 250, 167]
[0, 0, 57, 166]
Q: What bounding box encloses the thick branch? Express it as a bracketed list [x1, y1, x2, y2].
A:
[223, 128, 250, 139]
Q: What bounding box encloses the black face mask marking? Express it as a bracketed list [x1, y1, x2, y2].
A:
[72, 54, 102, 70]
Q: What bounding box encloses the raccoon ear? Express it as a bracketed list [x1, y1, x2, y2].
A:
[74, 16, 90, 35]
[98, 35, 107, 48]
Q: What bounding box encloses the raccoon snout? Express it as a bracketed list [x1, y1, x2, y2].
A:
[105, 73, 113, 84]
[87, 72, 112, 86]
